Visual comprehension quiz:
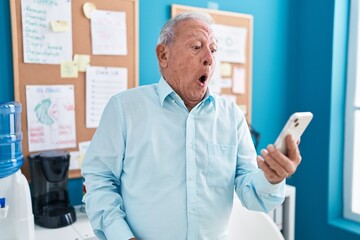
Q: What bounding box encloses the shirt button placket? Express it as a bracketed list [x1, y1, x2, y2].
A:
[186, 113, 198, 239]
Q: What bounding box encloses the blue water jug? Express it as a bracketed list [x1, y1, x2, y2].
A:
[0, 102, 24, 178]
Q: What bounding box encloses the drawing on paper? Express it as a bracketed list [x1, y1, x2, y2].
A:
[34, 99, 55, 125]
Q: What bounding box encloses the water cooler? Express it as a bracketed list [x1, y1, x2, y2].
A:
[0, 102, 34, 240]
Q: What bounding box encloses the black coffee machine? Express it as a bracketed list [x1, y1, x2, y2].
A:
[29, 150, 76, 228]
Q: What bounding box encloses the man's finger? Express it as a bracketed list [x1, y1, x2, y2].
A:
[266, 144, 295, 174]
[257, 156, 282, 184]
[286, 135, 302, 165]
[261, 148, 288, 178]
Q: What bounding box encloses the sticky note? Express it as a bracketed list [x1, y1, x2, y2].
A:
[74, 54, 91, 72]
[221, 63, 232, 77]
[61, 61, 78, 78]
[51, 20, 69, 32]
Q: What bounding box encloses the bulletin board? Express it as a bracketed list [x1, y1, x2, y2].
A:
[172, 4, 253, 123]
[10, 0, 138, 180]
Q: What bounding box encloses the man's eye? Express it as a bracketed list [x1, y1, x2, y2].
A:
[211, 48, 217, 54]
[193, 46, 201, 50]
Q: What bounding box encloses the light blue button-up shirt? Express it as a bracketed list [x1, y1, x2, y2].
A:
[82, 77, 285, 240]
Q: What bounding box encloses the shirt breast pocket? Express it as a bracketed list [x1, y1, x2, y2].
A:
[206, 144, 236, 188]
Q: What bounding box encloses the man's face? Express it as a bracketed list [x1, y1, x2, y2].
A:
[159, 19, 217, 109]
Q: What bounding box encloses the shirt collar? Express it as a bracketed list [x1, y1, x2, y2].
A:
[205, 89, 216, 110]
[158, 77, 174, 106]
[158, 76, 216, 109]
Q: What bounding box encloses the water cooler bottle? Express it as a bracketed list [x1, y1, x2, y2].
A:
[0, 102, 34, 240]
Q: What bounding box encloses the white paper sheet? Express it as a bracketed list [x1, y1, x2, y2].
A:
[232, 67, 246, 94]
[221, 78, 232, 88]
[21, 0, 72, 64]
[213, 24, 247, 63]
[69, 151, 81, 170]
[91, 10, 127, 55]
[69, 140, 91, 170]
[86, 66, 128, 128]
[221, 94, 237, 103]
[26, 85, 76, 152]
[208, 58, 222, 94]
[78, 141, 91, 167]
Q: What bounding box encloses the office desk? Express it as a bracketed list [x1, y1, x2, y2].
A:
[35, 206, 97, 240]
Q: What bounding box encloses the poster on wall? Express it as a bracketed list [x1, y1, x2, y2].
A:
[212, 24, 247, 63]
[25, 85, 76, 152]
[86, 66, 128, 128]
[21, 0, 72, 64]
[90, 10, 127, 55]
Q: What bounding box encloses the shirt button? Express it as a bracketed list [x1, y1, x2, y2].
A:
[188, 176, 193, 182]
[189, 143, 193, 149]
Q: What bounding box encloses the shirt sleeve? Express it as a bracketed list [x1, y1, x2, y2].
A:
[233, 107, 285, 213]
[81, 97, 134, 240]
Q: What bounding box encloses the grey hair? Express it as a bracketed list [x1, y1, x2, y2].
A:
[157, 11, 214, 45]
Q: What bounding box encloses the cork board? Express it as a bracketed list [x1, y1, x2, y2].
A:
[10, 0, 138, 179]
[172, 4, 253, 123]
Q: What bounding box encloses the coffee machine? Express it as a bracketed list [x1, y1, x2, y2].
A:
[29, 150, 76, 228]
[0, 102, 34, 240]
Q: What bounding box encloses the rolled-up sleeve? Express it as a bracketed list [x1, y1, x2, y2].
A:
[81, 97, 134, 240]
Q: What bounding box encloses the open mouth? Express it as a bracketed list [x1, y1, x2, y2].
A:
[199, 74, 208, 85]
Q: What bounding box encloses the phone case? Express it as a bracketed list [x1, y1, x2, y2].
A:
[274, 112, 313, 154]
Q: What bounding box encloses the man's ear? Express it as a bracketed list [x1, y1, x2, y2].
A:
[156, 44, 169, 68]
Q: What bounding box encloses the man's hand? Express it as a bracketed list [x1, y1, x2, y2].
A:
[257, 135, 302, 184]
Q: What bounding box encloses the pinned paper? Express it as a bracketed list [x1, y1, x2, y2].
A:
[69, 151, 81, 170]
[21, 0, 72, 64]
[51, 20, 69, 32]
[86, 66, 128, 128]
[221, 78, 232, 88]
[78, 141, 91, 166]
[208, 57, 222, 94]
[221, 94, 237, 103]
[238, 104, 247, 115]
[61, 61, 78, 78]
[232, 67, 246, 94]
[74, 54, 90, 72]
[83, 2, 96, 19]
[91, 10, 127, 55]
[25, 85, 76, 152]
[69, 141, 91, 170]
[221, 63, 232, 77]
[213, 24, 247, 63]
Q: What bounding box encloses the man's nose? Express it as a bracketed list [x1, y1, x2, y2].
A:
[202, 48, 213, 66]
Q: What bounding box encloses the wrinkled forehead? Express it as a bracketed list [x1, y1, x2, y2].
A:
[175, 19, 217, 42]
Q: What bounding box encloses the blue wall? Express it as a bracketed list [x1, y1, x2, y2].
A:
[290, 0, 360, 239]
[1, 0, 360, 239]
[0, 0, 14, 103]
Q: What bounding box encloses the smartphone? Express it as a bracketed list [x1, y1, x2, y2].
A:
[274, 112, 313, 154]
